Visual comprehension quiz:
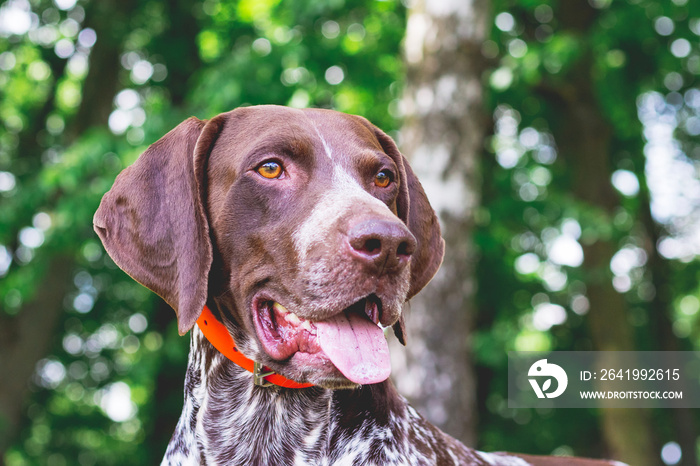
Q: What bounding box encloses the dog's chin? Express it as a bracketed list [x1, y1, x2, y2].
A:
[282, 352, 360, 390]
[251, 294, 392, 388]
[256, 339, 361, 390]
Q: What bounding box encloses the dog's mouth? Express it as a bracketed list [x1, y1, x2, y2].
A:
[252, 295, 391, 385]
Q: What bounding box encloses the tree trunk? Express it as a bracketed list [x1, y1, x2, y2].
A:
[547, 3, 656, 463]
[0, 259, 74, 453]
[389, 0, 490, 446]
[560, 98, 656, 466]
[635, 165, 698, 466]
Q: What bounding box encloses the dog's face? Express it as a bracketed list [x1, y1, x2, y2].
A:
[94, 106, 444, 389]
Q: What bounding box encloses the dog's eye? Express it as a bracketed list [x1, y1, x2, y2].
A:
[374, 170, 393, 188]
[257, 161, 283, 179]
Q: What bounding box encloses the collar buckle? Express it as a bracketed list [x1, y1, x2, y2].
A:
[197, 305, 313, 389]
[253, 361, 276, 387]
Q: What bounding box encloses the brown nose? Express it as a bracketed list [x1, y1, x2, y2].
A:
[347, 219, 416, 271]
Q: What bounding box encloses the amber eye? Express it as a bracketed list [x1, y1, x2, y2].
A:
[374, 170, 392, 188]
[257, 161, 283, 179]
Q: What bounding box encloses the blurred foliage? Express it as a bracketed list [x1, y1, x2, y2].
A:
[3, 0, 700, 464]
[475, 0, 700, 461]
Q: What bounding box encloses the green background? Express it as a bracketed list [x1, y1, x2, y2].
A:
[1, 0, 699, 464]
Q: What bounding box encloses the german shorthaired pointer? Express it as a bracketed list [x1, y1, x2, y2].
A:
[95, 106, 624, 465]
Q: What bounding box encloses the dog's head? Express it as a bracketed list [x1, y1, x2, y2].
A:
[94, 106, 443, 389]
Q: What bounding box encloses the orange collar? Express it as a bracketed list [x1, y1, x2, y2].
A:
[196, 305, 314, 389]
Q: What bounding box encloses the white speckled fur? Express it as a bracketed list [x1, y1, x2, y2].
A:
[161, 327, 536, 466]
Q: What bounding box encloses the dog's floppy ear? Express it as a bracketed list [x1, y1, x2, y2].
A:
[371, 127, 445, 345]
[94, 116, 225, 335]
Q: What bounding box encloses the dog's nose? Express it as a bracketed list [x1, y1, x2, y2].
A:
[347, 219, 416, 270]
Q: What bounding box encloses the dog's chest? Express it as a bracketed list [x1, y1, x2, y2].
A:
[166, 375, 433, 464]
[161, 333, 519, 466]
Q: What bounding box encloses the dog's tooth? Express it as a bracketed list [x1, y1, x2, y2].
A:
[273, 302, 289, 315]
[300, 320, 312, 331]
[365, 299, 379, 324]
[285, 313, 301, 325]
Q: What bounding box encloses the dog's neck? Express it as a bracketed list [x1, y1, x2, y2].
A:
[161, 328, 514, 466]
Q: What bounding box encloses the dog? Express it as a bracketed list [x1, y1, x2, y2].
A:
[94, 106, 624, 465]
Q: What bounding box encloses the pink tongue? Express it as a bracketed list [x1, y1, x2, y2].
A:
[315, 311, 391, 385]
